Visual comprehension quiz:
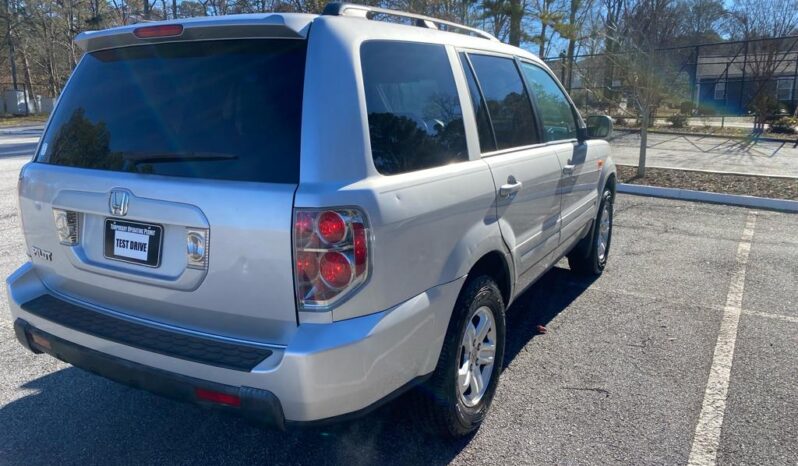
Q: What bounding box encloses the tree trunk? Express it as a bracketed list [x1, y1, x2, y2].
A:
[538, 23, 547, 57]
[638, 110, 648, 177]
[172, 0, 177, 17]
[39, 16, 55, 96]
[565, 37, 576, 91]
[564, 0, 579, 91]
[509, 0, 522, 46]
[5, 0, 19, 90]
[20, 43, 38, 114]
[143, 0, 151, 19]
[68, 1, 79, 69]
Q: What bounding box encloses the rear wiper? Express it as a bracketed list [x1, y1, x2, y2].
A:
[121, 151, 238, 164]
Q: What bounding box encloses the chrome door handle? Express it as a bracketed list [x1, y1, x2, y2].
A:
[562, 164, 576, 176]
[499, 180, 523, 198]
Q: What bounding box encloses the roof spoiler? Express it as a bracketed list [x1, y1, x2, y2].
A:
[75, 14, 314, 53]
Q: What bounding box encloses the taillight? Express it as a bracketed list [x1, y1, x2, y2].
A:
[293, 208, 370, 310]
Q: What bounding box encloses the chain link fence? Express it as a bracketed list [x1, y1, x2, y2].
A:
[544, 36, 798, 134]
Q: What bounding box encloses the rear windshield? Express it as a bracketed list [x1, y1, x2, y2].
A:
[36, 39, 306, 184]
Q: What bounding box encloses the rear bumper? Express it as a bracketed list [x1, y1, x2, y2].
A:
[6, 262, 464, 423]
[14, 318, 286, 427]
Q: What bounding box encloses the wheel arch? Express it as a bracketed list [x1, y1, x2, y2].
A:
[604, 171, 617, 195]
[464, 250, 512, 307]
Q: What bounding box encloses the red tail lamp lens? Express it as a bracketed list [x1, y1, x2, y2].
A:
[296, 251, 319, 282]
[353, 223, 367, 275]
[195, 388, 240, 407]
[292, 208, 369, 309]
[134, 24, 184, 38]
[317, 211, 347, 244]
[319, 251, 352, 289]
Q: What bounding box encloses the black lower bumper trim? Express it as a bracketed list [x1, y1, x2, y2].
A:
[13, 319, 285, 429]
[20, 294, 272, 371]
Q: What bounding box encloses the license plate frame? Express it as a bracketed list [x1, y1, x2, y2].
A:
[103, 218, 163, 268]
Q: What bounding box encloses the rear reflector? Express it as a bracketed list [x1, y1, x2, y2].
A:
[31, 333, 51, 350]
[133, 24, 184, 39]
[195, 388, 241, 407]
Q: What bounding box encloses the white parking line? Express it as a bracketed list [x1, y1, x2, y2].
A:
[688, 211, 757, 466]
[741, 309, 798, 324]
[582, 285, 798, 325]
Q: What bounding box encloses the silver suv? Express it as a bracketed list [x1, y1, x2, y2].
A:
[6, 3, 616, 438]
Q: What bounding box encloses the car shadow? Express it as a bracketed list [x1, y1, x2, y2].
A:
[0, 265, 595, 466]
[503, 264, 598, 368]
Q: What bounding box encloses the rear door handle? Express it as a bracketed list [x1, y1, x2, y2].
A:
[499, 180, 523, 198]
[562, 164, 576, 176]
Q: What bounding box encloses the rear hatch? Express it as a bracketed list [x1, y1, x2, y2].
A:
[19, 37, 306, 345]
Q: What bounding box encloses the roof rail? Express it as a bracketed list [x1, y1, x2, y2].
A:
[322, 2, 499, 42]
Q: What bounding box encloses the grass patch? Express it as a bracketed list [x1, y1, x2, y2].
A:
[0, 115, 48, 127]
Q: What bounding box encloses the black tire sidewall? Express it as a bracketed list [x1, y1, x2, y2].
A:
[448, 277, 506, 432]
[594, 188, 613, 271]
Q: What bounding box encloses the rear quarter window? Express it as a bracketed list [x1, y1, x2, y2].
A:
[37, 39, 306, 184]
[361, 41, 468, 175]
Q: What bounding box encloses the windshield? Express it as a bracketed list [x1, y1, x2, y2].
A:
[36, 39, 306, 184]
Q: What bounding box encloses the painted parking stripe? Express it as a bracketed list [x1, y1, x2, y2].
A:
[688, 211, 757, 466]
[582, 285, 798, 325]
[741, 310, 798, 324]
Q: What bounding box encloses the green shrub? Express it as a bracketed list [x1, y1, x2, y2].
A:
[667, 114, 689, 128]
[770, 116, 798, 134]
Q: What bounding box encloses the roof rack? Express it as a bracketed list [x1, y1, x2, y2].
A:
[322, 2, 499, 42]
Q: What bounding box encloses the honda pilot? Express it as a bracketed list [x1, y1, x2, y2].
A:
[6, 2, 616, 438]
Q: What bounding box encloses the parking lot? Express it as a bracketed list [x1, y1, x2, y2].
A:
[1, 144, 797, 464]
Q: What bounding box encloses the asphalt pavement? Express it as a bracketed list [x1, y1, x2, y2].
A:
[0, 130, 796, 465]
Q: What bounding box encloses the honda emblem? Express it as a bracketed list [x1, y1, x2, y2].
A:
[109, 190, 129, 217]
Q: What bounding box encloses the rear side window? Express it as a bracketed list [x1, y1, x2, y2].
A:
[37, 40, 306, 184]
[361, 41, 467, 175]
[520, 62, 579, 141]
[468, 54, 539, 150]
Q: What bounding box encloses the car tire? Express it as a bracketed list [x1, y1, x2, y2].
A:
[412, 275, 506, 439]
[568, 186, 614, 276]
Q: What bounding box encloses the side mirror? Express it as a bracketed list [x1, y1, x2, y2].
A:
[584, 115, 613, 140]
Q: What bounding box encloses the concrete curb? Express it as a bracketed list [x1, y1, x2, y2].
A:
[617, 183, 798, 213]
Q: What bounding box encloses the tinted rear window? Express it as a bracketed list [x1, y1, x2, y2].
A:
[361, 41, 468, 175]
[37, 40, 306, 184]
